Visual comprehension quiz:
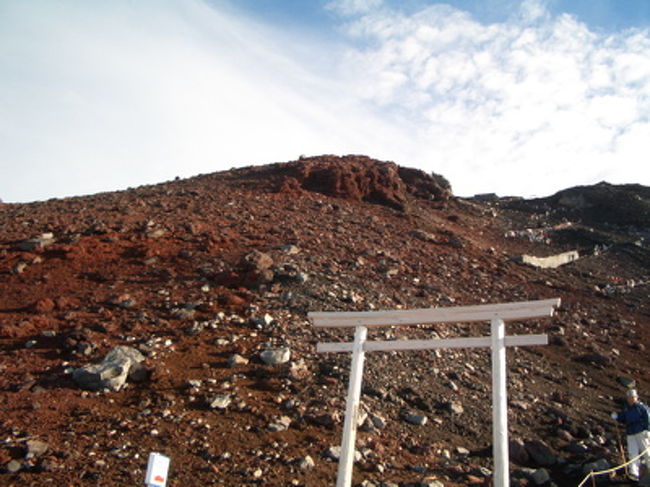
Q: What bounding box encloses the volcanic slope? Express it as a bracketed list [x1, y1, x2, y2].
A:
[0, 155, 648, 486]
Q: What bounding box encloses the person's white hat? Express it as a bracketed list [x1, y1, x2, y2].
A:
[626, 389, 638, 398]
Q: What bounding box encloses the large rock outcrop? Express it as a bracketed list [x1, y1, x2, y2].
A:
[274, 155, 452, 210]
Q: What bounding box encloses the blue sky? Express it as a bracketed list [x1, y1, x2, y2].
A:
[1, 0, 649, 202]
[231, 0, 650, 32]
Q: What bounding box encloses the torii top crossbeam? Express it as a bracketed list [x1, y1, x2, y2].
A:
[310, 297, 561, 328]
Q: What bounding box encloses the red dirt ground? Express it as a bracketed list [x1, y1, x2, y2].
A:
[0, 155, 648, 486]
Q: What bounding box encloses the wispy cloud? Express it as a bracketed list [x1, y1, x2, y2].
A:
[0, 0, 401, 202]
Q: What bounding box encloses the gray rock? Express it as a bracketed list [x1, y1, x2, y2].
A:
[577, 353, 611, 366]
[254, 314, 274, 327]
[369, 413, 387, 430]
[146, 228, 166, 239]
[104, 346, 145, 369]
[260, 347, 291, 365]
[509, 439, 530, 466]
[5, 459, 22, 473]
[525, 439, 556, 467]
[582, 458, 609, 475]
[228, 354, 249, 368]
[25, 439, 49, 458]
[564, 441, 589, 454]
[445, 401, 464, 415]
[19, 233, 55, 251]
[456, 446, 470, 456]
[209, 394, 232, 410]
[73, 346, 146, 391]
[268, 416, 292, 432]
[322, 446, 361, 462]
[410, 230, 438, 243]
[279, 244, 301, 255]
[616, 377, 636, 389]
[296, 455, 315, 469]
[171, 306, 196, 320]
[530, 468, 551, 485]
[404, 413, 428, 426]
[446, 380, 459, 392]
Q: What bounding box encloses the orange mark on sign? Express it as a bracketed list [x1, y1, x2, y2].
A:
[154, 475, 165, 482]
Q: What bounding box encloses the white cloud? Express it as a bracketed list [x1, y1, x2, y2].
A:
[334, 0, 650, 196]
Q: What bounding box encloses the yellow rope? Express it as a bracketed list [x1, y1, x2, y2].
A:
[577, 445, 650, 487]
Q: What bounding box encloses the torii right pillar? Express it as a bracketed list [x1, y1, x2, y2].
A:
[492, 316, 509, 487]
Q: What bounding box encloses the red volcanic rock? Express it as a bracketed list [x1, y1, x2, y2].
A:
[32, 298, 55, 314]
[275, 155, 452, 210]
[217, 291, 247, 307]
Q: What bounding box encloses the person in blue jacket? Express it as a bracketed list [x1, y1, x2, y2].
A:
[612, 389, 650, 481]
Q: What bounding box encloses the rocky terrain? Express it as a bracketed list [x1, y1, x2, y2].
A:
[0, 155, 648, 486]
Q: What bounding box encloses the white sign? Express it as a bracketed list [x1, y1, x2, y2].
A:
[310, 298, 560, 487]
[145, 452, 170, 487]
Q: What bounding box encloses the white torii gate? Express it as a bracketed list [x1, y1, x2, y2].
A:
[310, 298, 561, 487]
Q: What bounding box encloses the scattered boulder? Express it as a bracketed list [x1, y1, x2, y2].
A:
[296, 455, 315, 469]
[260, 347, 291, 365]
[209, 394, 232, 410]
[529, 468, 551, 485]
[5, 459, 22, 473]
[228, 354, 249, 368]
[241, 250, 274, 272]
[404, 413, 428, 426]
[267, 416, 292, 432]
[445, 401, 464, 415]
[509, 439, 530, 466]
[322, 445, 361, 462]
[525, 440, 557, 467]
[25, 439, 49, 459]
[72, 346, 146, 391]
[240, 251, 274, 287]
[411, 230, 438, 243]
[18, 233, 55, 251]
[577, 353, 611, 366]
[616, 377, 636, 389]
[31, 298, 55, 314]
[582, 458, 609, 475]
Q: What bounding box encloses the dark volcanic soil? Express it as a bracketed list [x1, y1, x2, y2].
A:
[0, 155, 648, 487]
